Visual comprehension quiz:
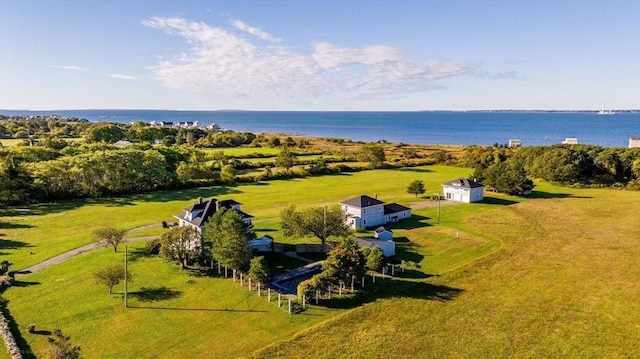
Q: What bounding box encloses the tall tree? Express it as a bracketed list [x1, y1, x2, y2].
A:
[357, 145, 386, 168]
[366, 245, 385, 272]
[159, 226, 201, 269]
[248, 256, 270, 286]
[204, 209, 254, 271]
[275, 145, 297, 172]
[407, 179, 426, 198]
[322, 238, 366, 283]
[280, 205, 351, 247]
[93, 227, 128, 252]
[94, 264, 131, 294]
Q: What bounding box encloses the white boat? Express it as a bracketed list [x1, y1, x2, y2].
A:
[598, 103, 615, 115]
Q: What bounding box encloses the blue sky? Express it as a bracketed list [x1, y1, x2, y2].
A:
[1, 0, 639, 111]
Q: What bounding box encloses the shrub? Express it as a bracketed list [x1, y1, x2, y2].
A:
[145, 239, 161, 255]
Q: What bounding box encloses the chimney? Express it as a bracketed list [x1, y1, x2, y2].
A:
[197, 197, 203, 204]
[375, 194, 378, 200]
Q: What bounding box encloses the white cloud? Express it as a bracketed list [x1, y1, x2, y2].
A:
[231, 19, 281, 42]
[475, 70, 521, 80]
[107, 73, 139, 80]
[142, 17, 476, 103]
[51, 65, 88, 71]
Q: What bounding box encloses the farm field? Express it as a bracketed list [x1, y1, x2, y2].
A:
[2, 166, 639, 358]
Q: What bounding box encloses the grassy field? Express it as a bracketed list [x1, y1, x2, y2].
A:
[1, 165, 472, 270]
[250, 186, 640, 358]
[3, 166, 639, 358]
[3, 242, 341, 358]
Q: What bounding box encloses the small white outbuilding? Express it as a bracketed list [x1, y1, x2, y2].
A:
[442, 178, 484, 203]
[355, 237, 395, 257]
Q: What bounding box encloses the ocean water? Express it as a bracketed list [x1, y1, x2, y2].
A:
[2, 109, 639, 147]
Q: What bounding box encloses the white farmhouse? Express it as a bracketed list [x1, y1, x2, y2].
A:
[174, 197, 253, 234]
[442, 178, 484, 203]
[340, 195, 411, 230]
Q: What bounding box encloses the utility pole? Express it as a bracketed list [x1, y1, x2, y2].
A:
[124, 245, 128, 308]
[436, 193, 441, 223]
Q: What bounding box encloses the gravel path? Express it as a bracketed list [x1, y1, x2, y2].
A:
[14, 223, 162, 278]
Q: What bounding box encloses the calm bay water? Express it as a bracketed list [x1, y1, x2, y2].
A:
[2, 109, 639, 147]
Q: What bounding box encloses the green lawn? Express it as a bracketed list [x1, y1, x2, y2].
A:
[5, 166, 638, 358]
[3, 242, 341, 358]
[250, 187, 640, 358]
[1, 165, 472, 270]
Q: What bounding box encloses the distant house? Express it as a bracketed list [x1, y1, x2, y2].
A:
[114, 140, 132, 148]
[508, 139, 522, 147]
[562, 137, 579, 145]
[374, 226, 393, 241]
[149, 121, 174, 127]
[174, 197, 253, 234]
[355, 237, 395, 257]
[443, 178, 484, 203]
[340, 195, 412, 229]
[629, 137, 640, 148]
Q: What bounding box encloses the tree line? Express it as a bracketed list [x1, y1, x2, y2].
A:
[462, 144, 640, 194]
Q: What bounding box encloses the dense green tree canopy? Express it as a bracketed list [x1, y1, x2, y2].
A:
[280, 205, 351, 247]
[204, 208, 255, 271]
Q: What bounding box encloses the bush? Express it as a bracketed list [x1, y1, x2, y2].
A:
[27, 324, 36, 333]
[145, 239, 161, 255]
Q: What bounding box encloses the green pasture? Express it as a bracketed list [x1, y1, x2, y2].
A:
[242, 154, 341, 165]
[251, 187, 640, 358]
[201, 146, 280, 157]
[3, 241, 341, 358]
[1, 165, 472, 269]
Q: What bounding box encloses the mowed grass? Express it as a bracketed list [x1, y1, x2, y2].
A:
[1, 165, 472, 269]
[250, 187, 640, 358]
[201, 146, 281, 156]
[3, 241, 341, 358]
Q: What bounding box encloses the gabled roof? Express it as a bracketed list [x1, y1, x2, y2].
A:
[341, 195, 385, 208]
[174, 198, 252, 227]
[375, 226, 392, 234]
[383, 203, 411, 215]
[443, 178, 484, 189]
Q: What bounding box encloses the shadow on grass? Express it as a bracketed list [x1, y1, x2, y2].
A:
[394, 242, 425, 265]
[528, 191, 591, 200]
[0, 300, 35, 359]
[0, 238, 33, 250]
[0, 222, 34, 230]
[126, 248, 154, 263]
[9, 280, 41, 288]
[386, 214, 431, 230]
[319, 279, 463, 310]
[30, 330, 52, 336]
[127, 306, 268, 313]
[129, 286, 182, 302]
[482, 196, 519, 206]
[396, 167, 433, 173]
[391, 269, 430, 279]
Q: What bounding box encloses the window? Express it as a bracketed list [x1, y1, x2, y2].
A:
[363, 208, 367, 214]
[446, 192, 452, 199]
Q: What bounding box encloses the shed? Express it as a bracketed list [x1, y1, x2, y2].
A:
[355, 237, 395, 257]
[374, 226, 393, 241]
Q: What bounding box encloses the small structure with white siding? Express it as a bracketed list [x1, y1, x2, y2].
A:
[562, 137, 579, 145]
[355, 237, 395, 257]
[374, 226, 393, 241]
[629, 137, 640, 148]
[443, 178, 484, 203]
[508, 139, 522, 147]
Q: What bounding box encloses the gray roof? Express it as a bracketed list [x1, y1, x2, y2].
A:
[383, 203, 411, 215]
[340, 195, 385, 208]
[174, 198, 252, 227]
[375, 226, 392, 234]
[443, 178, 484, 189]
